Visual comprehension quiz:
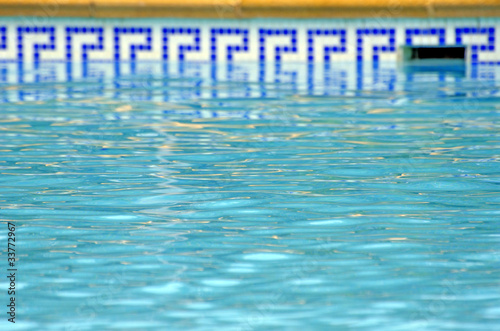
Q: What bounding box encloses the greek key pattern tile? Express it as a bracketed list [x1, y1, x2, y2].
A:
[0, 19, 498, 63]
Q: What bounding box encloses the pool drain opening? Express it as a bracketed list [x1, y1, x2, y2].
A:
[400, 45, 467, 63]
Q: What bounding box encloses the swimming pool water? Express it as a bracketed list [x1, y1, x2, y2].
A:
[1, 62, 499, 330]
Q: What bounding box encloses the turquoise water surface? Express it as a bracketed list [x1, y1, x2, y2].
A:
[0, 62, 499, 330]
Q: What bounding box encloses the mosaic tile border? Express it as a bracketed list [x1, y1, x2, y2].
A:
[0, 18, 500, 63]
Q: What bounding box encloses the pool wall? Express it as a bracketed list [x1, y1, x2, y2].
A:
[2, 0, 499, 18]
[0, 17, 499, 63]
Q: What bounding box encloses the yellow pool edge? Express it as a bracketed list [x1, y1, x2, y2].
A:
[1, 0, 500, 18]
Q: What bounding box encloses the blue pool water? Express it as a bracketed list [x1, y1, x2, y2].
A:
[1, 62, 499, 330]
